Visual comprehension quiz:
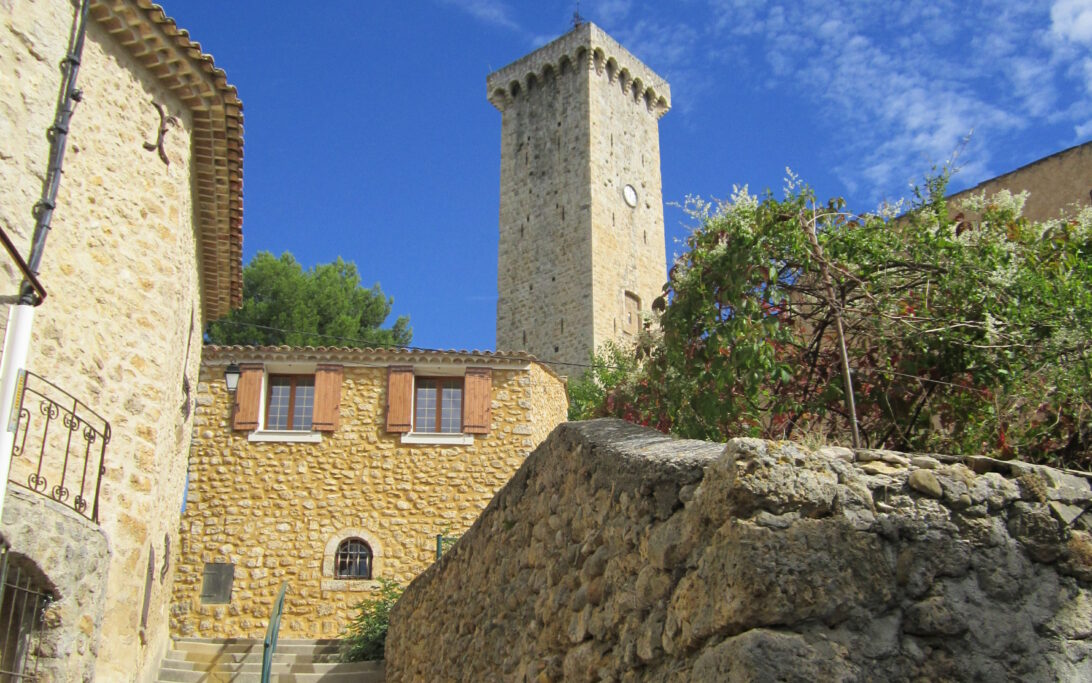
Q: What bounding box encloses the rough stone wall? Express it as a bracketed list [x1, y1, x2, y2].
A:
[171, 361, 568, 640]
[949, 141, 1092, 222]
[1, 4, 204, 680]
[1, 489, 110, 683]
[491, 24, 669, 374]
[387, 419, 1092, 682]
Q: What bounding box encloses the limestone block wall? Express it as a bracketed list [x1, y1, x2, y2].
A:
[491, 23, 670, 373]
[493, 39, 595, 371]
[171, 360, 568, 640]
[1, 4, 205, 680]
[586, 33, 667, 355]
[387, 419, 1092, 682]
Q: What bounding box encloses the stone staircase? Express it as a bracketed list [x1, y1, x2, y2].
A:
[155, 638, 385, 682]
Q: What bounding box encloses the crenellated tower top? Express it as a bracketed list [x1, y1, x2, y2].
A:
[487, 22, 671, 119]
[491, 22, 670, 375]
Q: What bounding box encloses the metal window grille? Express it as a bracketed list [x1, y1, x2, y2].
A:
[334, 539, 372, 579]
[0, 543, 54, 681]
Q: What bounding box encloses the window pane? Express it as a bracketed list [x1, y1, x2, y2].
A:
[267, 378, 290, 430]
[416, 381, 437, 433]
[293, 379, 314, 431]
[441, 381, 462, 433]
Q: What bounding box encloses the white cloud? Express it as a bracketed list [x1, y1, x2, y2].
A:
[1051, 0, 1092, 44]
[607, 19, 704, 111]
[440, 0, 521, 32]
[695, 0, 1092, 199]
[588, 0, 634, 25]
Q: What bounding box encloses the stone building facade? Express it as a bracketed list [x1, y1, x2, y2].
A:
[490, 23, 670, 374]
[171, 346, 567, 640]
[0, 1, 242, 680]
[949, 140, 1092, 223]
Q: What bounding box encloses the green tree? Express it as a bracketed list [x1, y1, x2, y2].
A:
[597, 177, 1092, 469]
[206, 251, 411, 347]
[567, 341, 642, 421]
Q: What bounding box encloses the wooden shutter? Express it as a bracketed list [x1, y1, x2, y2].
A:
[312, 364, 344, 432]
[232, 364, 264, 431]
[462, 367, 493, 434]
[386, 366, 414, 433]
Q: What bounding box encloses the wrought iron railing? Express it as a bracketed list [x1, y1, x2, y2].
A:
[261, 582, 288, 683]
[8, 371, 109, 522]
[0, 540, 53, 681]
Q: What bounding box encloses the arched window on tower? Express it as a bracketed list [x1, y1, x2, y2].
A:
[334, 538, 373, 579]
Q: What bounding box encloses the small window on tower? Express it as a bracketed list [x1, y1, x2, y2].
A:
[623, 292, 641, 336]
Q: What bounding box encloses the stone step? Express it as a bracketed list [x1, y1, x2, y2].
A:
[169, 638, 342, 656]
[156, 665, 384, 683]
[165, 650, 342, 665]
[156, 638, 384, 683]
[160, 658, 379, 674]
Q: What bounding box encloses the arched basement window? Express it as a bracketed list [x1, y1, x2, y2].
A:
[335, 538, 373, 579]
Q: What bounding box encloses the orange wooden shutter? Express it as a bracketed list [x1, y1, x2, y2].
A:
[232, 364, 264, 431]
[312, 364, 344, 432]
[462, 367, 492, 434]
[386, 366, 414, 433]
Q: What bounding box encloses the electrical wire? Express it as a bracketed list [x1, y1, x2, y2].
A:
[209, 318, 1088, 392]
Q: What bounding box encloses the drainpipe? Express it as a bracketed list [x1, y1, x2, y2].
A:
[0, 0, 90, 515]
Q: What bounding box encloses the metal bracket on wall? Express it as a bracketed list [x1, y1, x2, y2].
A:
[143, 101, 178, 166]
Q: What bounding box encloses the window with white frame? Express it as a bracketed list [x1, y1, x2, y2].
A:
[265, 374, 315, 430]
[414, 377, 463, 433]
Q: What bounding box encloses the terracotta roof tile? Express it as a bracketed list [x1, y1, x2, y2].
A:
[90, 0, 244, 320]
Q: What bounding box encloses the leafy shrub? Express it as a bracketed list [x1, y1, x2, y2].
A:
[594, 174, 1092, 469]
[340, 579, 402, 662]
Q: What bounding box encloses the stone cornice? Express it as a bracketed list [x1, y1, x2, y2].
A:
[89, 0, 244, 320]
[487, 22, 670, 120]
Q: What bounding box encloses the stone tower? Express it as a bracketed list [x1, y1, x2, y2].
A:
[489, 23, 670, 374]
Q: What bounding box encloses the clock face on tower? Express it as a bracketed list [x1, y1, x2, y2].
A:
[623, 184, 638, 208]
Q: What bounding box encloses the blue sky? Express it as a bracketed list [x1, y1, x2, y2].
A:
[167, 1, 1092, 352]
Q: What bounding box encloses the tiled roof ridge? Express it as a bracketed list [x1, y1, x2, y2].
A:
[201, 345, 566, 381]
[204, 344, 537, 362]
[90, 0, 244, 319]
